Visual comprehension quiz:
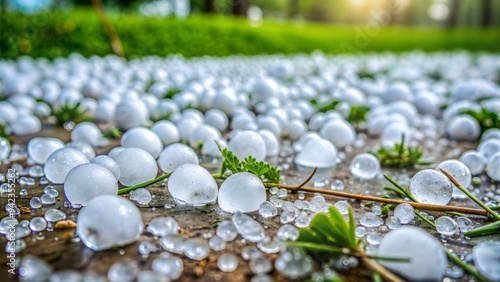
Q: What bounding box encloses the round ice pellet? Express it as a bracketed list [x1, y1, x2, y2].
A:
[183, 238, 210, 260]
[478, 139, 500, 162]
[188, 124, 221, 149]
[91, 155, 121, 180]
[459, 150, 486, 175]
[258, 130, 279, 157]
[151, 120, 180, 146]
[27, 137, 65, 164]
[295, 137, 337, 168]
[158, 143, 199, 173]
[114, 99, 149, 130]
[228, 130, 266, 161]
[393, 203, 415, 224]
[435, 216, 458, 236]
[29, 217, 47, 232]
[349, 153, 380, 180]
[446, 115, 481, 141]
[71, 122, 104, 147]
[114, 148, 158, 186]
[218, 172, 266, 213]
[218, 253, 239, 272]
[77, 195, 143, 251]
[44, 148, 89, 184]
[409, 169, 452, 205]
[320, 119, 356, 149]
[64, 163, 118, 206]
[121, 127, 163, 159]
[486, 152, 500, 181]
[66, 141, 95, 160]
[167, 163, 218, 206]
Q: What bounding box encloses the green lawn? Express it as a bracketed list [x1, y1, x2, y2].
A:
[0, 9, 499, 59]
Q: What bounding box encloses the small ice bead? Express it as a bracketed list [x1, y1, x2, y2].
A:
[44, 148, 89, 184]
[147, 217, 179, 236]
[108, 147, 125, 159]
[258, 130, 280, 157]
[330, 180, 344, 191]
[18, 255, 53, 282]
[130, 188, 152, 205]
[367, 232, 382, 245]
[409, 169, 452, 205]
[66, 141, 96, 160]
[216, 220, 238, 241]
[121, 127, 163, 159]
[232, 213, 265, 242]
[0, 137, 11, 161]
[11, 115, 41, 136]
[30, 197, 42, 209]
[459, 150, 486, 175]
[359, 213, 383, 227]
[70, 122, 103, 146]
[44, 209, 66, 222]
[77, 195, 143, 251]
[295, 137, 338, 169]
[286, 119, 307, 141]
[486, 152, 500, 181]
[277, 188, 287, 198]
[29, 217, 47, 232]
[250, 256, 272, 274]
[320, 119, 356, 149]
[151, 256, 184, 279]
[108, 260, 139, 282]
[218, 172, 266, 213]
[446, 115, 480, 141]
[91, 155, 121, 180]
[258, 201, 278, 218]
[114, 98, 149, 130]
[209, 235, 226, 251]
[435, 159, 472, 188]
[167, 163, 218, 206]
[151, 120, 180, 146]
[385, 216, 401, 230]
[114, 148, 158, 186]
[157, 143, 199, 173]
[64, 163, 118, 206]
[183, 238, 210, 260]
[393, 203, 415, 224]
[228, 130, 267, 161]
[188, 124, 221, 149]
[160, 234, 187, 254]
[435, 216, 458, 236]
[478, 139, 500, 162]
[202, 138, 227, 158]
[472, 242, 500, 281]
[334, 201, 349, 215]
[41, 193, 56, 205]
[349, 153, 380, 180]
[456, 217, 474, 233]
[28, 165, 44, 177]
[204, 109, 229, 132]
[218, 253, 239, 272]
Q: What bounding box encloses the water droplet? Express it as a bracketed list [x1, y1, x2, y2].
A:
[183, 238, 210, 260]
[218, 253, 238, 272]
[435, 216, 458, 236]
[350, 153, 380, 180]
[394, 203, 415, 224]
[258, 201, 278, 218]
[359, 213, 383, 227]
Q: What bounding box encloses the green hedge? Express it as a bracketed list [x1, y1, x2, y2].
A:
[1, 9, 499, 59]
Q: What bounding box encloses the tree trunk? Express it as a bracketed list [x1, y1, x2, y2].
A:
[204, 0, 216, 13]
[232, 0, 250, 17]
[481, 0, 492, 27]
[288, 0, 299, 18]
[446, 0, 459, 28]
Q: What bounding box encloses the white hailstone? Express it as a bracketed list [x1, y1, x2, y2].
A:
[66, 141, 96, 160]
[218, 253, 239, 272]
[228, 130, 266, 161]
[182, 109, 205, 124]
[386, 101, 418, 125]
[167, 163, 218, 206]
[446, 115, 481, 141]
[202, 138, 227, 158]
[251, 78, 279, 102]
[472, 242, 500, 281]
[173, 92, 198, 110]
[212, 88, 238, 116]
[459, 150, 486, 175]
[481, 128, 500, 141]
[413, 91, 441, 116]
[486, 152, 500, 181]
[232, 212, 265, 242]
[231, 115, 258, 131]
[114, 148, 158, 186]
[205, 109, 229, 132]
[381, 122, 411, 148]
[295, 137, 338, 168]
[409, 169, 452, 205]
[108, 146, 125, 159]
[70, 122, 105, 146]
[151, 256, 184, 279]
[0, 137, 11, 161]
[218, 172, 266, 213]
[292, 131, 321, 153]
[308, 113, 326, 131]
[377, 227, 446, 281]
[34, 102, 51, 118]
[478, 139, 500, 162]
[151, 120, 180, 146]
[18, 255, 53, 282]
[258, 116, 282, 137]
[27, 137, 65, 164]
[0, 102, 18, 123]
[114, 98, 149, 130]
[44, 148, 89, 184]
[11, 115, 41, 136]
[349, 153, 380, 180]
[183, 238, 210, 260]
[319, 119, 356, 148]
[452, 79, 498, 101]
[188, 124, 222, 149]
[393, 203, 415, 224]
[384, 82, 412, 103]
[64, 163, 118, 206]
[95, 100, 116, 124]
[91, 155, 121, 180]
[108, 260, 139, 282]
[158, 143, 199, 172]
[435, 216, 458, 236]
[258, 130, 279, 157]
[121, 127, 163, 159]
[77, 195, 143, 251]
[367, 114, 389, 136]
[286, 119, 307, 141]
[435, 160, 472, 199]
[176, 117, 201, 142]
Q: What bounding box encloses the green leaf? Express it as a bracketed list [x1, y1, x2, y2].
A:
[347, 105, 370, 124]
[51, 102, 91, 125]
[461, 108, 500, 134]
[371, 135, 433, 168]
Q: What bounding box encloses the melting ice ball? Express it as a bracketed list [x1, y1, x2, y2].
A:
[409, 169, 452, 205]
[121, 127, 163, 159]
[349, 153, 380, 180]
[64, 163, 118, 206]
[76, 195, 143, 251]
[435, 160, 471, 199]
[27, 137, 65, 164]
[218, 172, 266, 213]
[158, 143, 199, 172]
[44, 148, 89, 184]
[377, 226, 446, 281]
[472, 242, 500, 281]
[319, 119, 356, 149]
[228, 130, 266, 162]
[294, 137, 337, 168]
[167, 163, 218, 206]
[486, 152, 500, 181]
[91, 155, 121, 180]
[71, 122, 106, 147]
[114, 148, 158, 186]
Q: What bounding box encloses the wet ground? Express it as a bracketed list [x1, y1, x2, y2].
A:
[0, 125, 499, 281]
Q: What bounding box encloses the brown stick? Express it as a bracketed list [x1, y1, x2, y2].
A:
[360, 255, 405, 282]
[92, 0, 124, 57]
[296, 167, 317, 189]
[264, 183, 488, 216]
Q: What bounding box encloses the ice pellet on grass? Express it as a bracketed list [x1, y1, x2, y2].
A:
[294, 138, 337, 168]
[218, 172, 266, 213]
[114, 148, 158, 186]
[436, 160, 472, 199]
[359, 212, 383, 227]
[409, 169, 452, 205]
[167, 163, 218, 206]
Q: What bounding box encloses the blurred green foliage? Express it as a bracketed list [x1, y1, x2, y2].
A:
[0, 9, 499, 59]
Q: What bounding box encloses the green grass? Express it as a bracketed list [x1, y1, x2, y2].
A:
[1, 9, 499, 59]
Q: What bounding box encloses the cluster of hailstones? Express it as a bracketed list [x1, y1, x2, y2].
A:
[0, 53, 500, 280]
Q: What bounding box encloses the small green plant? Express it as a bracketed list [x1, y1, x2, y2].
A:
[310, 99, 340, 113]
[0, 123, 11, 142]
[461, 108, 500, 134]
[370, 135, 434, 168]
[51, 102, 91, 125]
[164, 88, 182, 99]
[346, 104, 370, 124]
[216, 142, 280, 184]
[103, 126, 122, 139]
